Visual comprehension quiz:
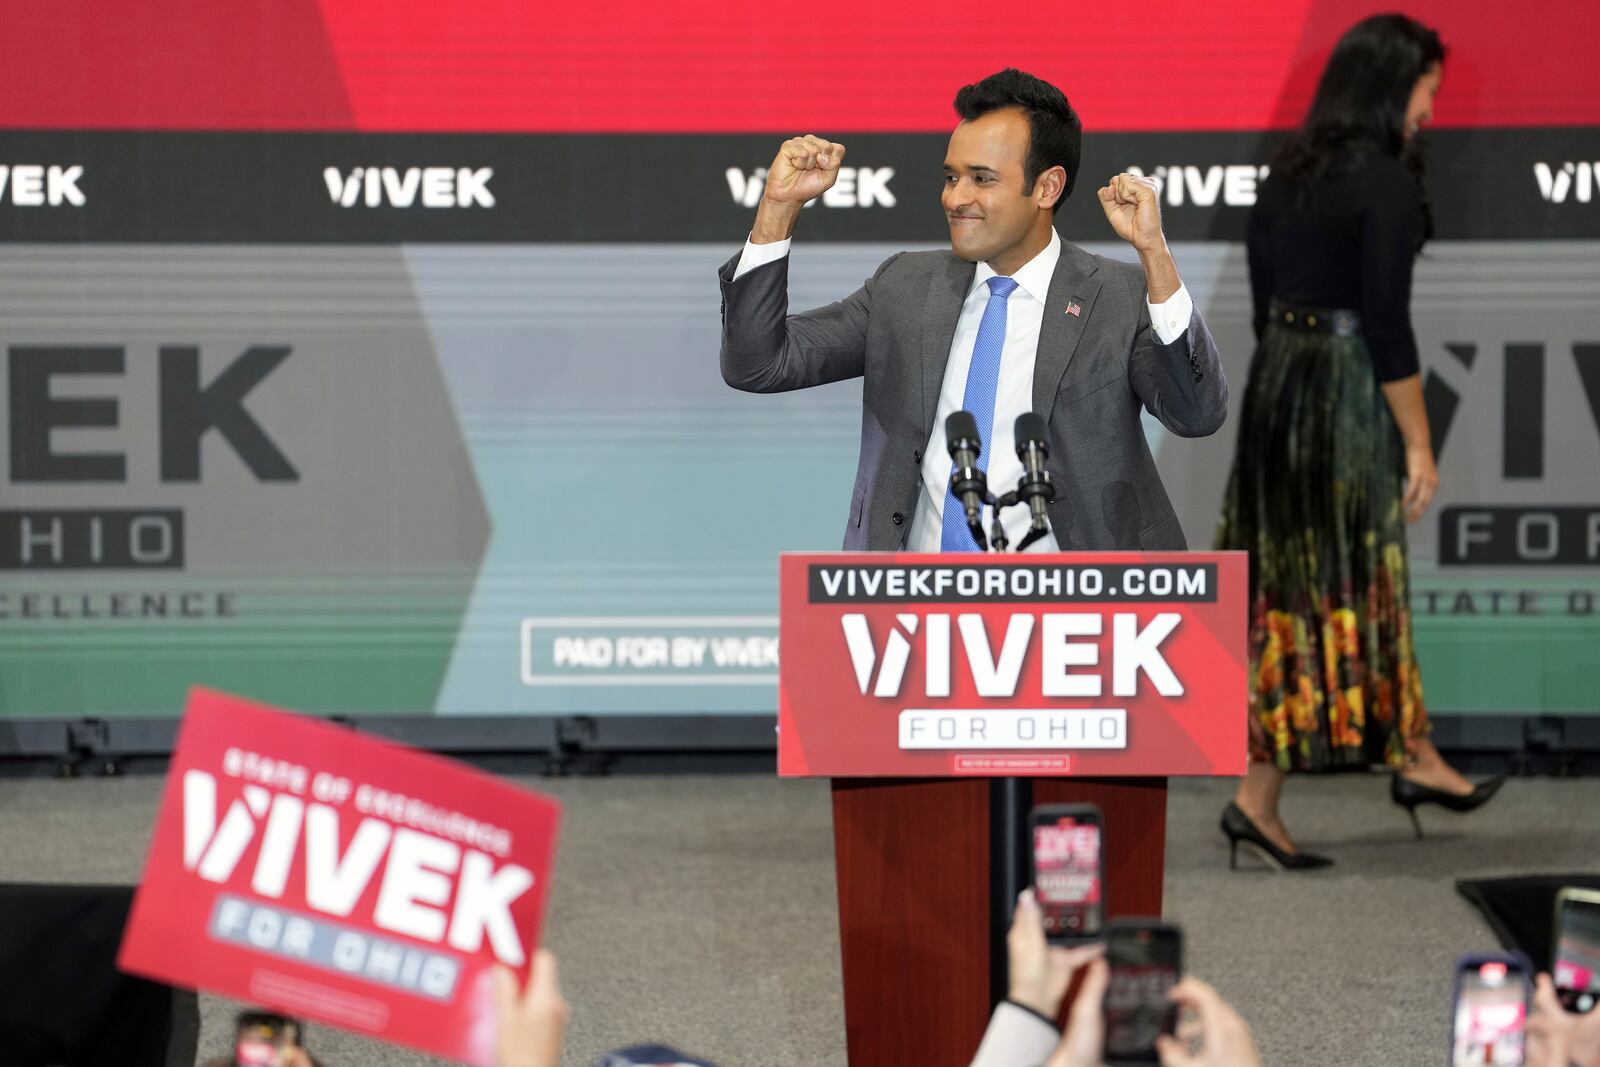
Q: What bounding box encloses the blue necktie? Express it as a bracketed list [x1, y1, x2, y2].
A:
[941, 275, 1019, 551]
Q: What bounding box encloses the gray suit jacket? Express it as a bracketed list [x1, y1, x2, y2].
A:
[717, 241, 1227, 550]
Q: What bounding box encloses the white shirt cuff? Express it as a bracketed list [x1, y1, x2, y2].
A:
[733, 236, 791, 280]
[1147, 283, 1193, 346]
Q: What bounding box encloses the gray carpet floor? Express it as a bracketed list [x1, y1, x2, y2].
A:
[1, 771, 1595, 1066]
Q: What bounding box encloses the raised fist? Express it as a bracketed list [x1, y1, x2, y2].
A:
[763, 135, 848, 205]
[1097, 171, 1166, 253]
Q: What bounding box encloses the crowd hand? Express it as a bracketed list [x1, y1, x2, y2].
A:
[762, 135, 847, 205]
[1044, 956, 1109, 1067]
[1402, 441, 1439, 521]
[1096, 172, 1165, 253]
[1528, 975, 1576, 1067]
[1154, 977, 1263, 1067]
[1528, 972, 1600, 1067]
[1008, 888, 1104, 1019]
[1573, 999, 1600, 1067]
[494, 950, 570, 1067]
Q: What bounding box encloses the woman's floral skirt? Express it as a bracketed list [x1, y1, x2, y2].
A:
[1215, 310, 1428, 771]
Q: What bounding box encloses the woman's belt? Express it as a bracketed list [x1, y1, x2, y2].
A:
[1268, 300, 1361, 337]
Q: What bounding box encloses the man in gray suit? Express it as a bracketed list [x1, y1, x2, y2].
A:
[719, 68, 1227, 552]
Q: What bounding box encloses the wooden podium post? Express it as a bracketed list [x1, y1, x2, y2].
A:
[829, 776, 1167, 1065]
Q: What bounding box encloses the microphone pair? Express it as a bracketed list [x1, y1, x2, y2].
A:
[945, 411, 1055, 552]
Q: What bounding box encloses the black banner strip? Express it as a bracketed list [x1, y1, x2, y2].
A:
[0, 129, 1595, 243]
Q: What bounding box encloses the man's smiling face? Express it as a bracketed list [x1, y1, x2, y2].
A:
[942, 107, 1055, 272]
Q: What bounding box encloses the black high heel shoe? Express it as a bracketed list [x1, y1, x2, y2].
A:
[1219, 802, 1334, 871]
[1390, 773, 1506, 838]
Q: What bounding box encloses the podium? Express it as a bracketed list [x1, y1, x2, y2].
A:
[778, 553, 1246, 1065]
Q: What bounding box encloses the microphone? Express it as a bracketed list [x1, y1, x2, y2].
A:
[1014, 412, 1055, 549]
[945, 410, 989, 551]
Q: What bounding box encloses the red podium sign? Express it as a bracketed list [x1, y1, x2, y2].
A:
[778, 552, 1247, 778]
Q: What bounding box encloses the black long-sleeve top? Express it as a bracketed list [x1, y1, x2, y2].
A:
[1246, 150, 1425, 382]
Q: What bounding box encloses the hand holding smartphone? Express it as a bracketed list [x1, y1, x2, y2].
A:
[1026, 805, 1184, 1065]
[1102, 918, 1183, 1065]
[1028, 804, 1104, 945]
[1451, 953, 1531, 1067]
[1554, 887, 1600, 1014]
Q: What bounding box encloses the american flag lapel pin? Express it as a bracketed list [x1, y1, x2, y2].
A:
[1064, 299, 1082, 317]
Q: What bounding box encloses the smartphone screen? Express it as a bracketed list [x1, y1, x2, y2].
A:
[235, 1013, 296, 1067]
[1031, 808, 1102, 942]
[1451, 958, 1528, 1067]
[1103, 922, 1181, 1064]
[1555, 892, 1600, 1013]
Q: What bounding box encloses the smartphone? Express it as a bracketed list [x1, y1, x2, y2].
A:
[234, 1011, 300, 1067]
[1554, 887, 1600, 1013]
[1450, 953, 1531, 1067]
[1102, 918, 1182, 1065]
[1028, 803, 1104, 944]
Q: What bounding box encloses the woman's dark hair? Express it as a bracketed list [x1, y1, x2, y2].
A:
[1274, 14, 1445, 233]
[953, 68, 1082, 213]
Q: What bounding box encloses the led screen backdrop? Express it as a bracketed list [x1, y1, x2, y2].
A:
[1, 0, 1596, 720]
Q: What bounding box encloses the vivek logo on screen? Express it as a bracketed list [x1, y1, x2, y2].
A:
[323, 167, 495, 208]
[1424, 336, 1600, 573]
[0, 164, 86, 206]
[1534, 161, 1600, 204]
[3, 344, 295, 572]
[180, 761, 535, 997]
[8, 344, 295, 484]
[1123, 164, 1270, 208]
[725, 165, 895, 208]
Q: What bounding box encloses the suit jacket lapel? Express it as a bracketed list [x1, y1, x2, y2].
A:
[1032, 243, 1103, 417]
[920, 253, 976, 442]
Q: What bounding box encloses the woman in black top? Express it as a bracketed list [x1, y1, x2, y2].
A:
[1216, 14, 1502, 870]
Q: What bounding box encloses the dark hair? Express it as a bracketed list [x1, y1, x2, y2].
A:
[1274, 14, 1445, 235]
[953, 68, 1082, 213]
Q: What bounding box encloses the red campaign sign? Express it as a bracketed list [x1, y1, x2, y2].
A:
[118, 688, 562, 1065]
[778, 553, 1248, 778]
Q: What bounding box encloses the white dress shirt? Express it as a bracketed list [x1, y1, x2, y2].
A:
[733, 231, 1193, 551]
